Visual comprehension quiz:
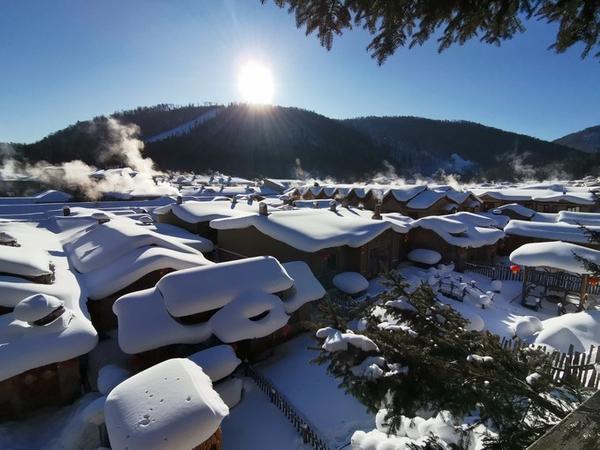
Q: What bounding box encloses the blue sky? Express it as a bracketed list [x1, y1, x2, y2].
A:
[1, 0, 599, 143]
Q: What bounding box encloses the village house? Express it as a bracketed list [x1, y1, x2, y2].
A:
[0, 221, 97, 420]
[104, 358, 229, 450]
[209, 204, 411, 284]
[407, 212, 505, 271]
[58, 209, 212, 332]
[112, 256, 325, 364]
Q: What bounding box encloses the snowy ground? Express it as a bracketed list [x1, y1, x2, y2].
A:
[397, 264, 555, 339]
[255, 333, 375, 449]
[221, 379, 311, 450]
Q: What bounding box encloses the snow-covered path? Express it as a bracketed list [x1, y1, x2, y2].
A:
[255, 333, 375, 449]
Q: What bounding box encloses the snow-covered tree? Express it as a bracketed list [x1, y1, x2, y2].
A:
[314, 272, 589, 449]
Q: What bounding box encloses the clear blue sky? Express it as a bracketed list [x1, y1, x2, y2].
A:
[1, 0, 599, 143]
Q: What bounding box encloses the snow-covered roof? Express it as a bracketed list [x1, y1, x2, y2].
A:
[210, 208, 396, 253]
[557, 211, 600, 226]
[104, 358, 228, 450]
[386, 185, 427, 203]
[504, 220, 597, 244]
[473, 186, 597, 205]
[113, 287, 212, 354]
[13, 293, 63, 322]
[62, 216, 200, 274]
[0, 220, 98, 381]
[187, 345, 241, 383]
[0, 244, 52, 279]
[154, 200, 259, 224]
[411, 213, 505, 248]
[160, 256, 293, 318]
[280, 261, 326, 313]
[509, 241, 600, 275]
[406, 189, 447, 210]
[493, 203, 536, 219]
[113, 257, 324, 353]
[84, 246, 211, 300]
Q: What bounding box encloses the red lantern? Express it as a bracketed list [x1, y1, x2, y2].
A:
[510, 264, 521, 274]
[589, 276, 599, 286]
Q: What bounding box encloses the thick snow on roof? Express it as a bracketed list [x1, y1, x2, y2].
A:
[494, 203, 536, 218]
[533, 311, 600, 353]
[510, 241, 600, 274]
[210, 208, 395, 253]
[406, 189, 447, 209]
[0, 190, 72, 205]
[63, 216, 201, 274]
[0, 221, 97, 380]
[386, 185, 427, 202]
[160, 256, 293, 318]
[210, 290, 289, 343]
[332, 272, 369, 295]
[412, 213, 505, 248]
[154, 200, 259, 224]
[473, 185, 597, 205]
[114, 257, 324, 353]
[280, 261, 326, 313]
[13, 293, 63, 322]
[557, 211, 600, 226]
[504, 220, 597, 244]
[0, 244, 51, 278]
[105, 358, 228, 450]
[187, 345, 241, 383]
[85, 246, 211, 300]
[113, 288, 212, 354]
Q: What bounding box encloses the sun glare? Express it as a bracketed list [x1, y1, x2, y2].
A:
[238, 62, 274, 104]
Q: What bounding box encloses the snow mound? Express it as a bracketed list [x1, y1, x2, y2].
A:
[321, 330, 379, 353]
[210, 291, 289, 343]
[533, 311, 600, 352]
[187, 345, 241, 383]
[13, 293, 63, 323]
[104, 358, 228, 450]
[333, 272, 369, 295]
[0, 245, 51, 278]
[407, 249, 442, 265]
[511, 316, 543, 339]
[97, 365, 129, 395]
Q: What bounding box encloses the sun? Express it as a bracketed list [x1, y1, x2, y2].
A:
[238, 62, 274, 104]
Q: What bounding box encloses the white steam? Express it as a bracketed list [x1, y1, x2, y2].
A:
[0, 119, 177, 200]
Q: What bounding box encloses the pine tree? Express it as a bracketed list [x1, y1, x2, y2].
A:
[314, 272, 589, 449]
[264, 0, 600, 63]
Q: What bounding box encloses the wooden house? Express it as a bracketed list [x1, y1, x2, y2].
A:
[408, 213, 505, 272]
[211, 206, 408, 285]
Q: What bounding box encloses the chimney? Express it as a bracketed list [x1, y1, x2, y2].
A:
[62, 206, 71, 217]
[372, 203, 382, 220]
[341, 197, 349, 208]
[312, 201, 319, 209]
[358, 202, 364, 210]
[231, 195, 238, 205]
[259, 202, 268, 216]
[329, 200, 337, 212]
[176, 195, 183, 205]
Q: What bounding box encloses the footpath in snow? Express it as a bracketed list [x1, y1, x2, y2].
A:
[255, 333, 375, 448]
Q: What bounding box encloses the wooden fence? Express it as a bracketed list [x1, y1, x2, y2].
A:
[244, 364, 331, 450]
[499, 337, 600, 389]
[464, 262, 600, 295]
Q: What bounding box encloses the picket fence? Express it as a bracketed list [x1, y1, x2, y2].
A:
[500, 337, 600, 389]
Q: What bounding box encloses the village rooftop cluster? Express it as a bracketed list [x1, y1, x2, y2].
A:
[1, 171, 600, 449]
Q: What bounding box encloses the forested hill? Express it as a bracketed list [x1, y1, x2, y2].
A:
[344, 116, 595, 180]
[12, 104, 599, 180]
[555, 124, 600, 153]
